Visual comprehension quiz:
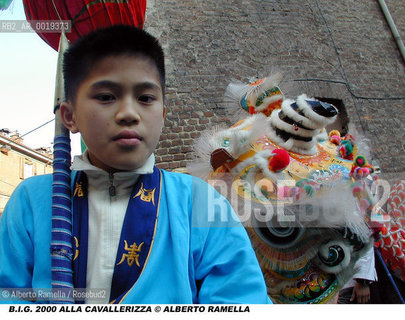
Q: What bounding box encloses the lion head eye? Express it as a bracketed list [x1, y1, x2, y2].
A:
[316, 240, 352, 274]
[256, 226, 304, 248]
[318, 245, 345, 266]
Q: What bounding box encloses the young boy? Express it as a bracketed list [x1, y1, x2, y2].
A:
[0, 25, 269, 304]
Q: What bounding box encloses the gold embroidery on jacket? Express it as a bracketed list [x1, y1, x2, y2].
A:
[133, 183, 156, 205]
[116, 240, 144, 267]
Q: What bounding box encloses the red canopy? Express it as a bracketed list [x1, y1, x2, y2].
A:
[23, 0, 147, 51]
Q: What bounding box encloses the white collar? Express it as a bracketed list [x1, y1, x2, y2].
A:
[72, 150, 155, 174]
[71, 150, 155, 191]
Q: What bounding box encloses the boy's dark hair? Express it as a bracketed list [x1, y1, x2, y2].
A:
[63, 25, 165, 103]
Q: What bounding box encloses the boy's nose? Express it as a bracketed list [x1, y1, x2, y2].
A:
[115, 98, 141, 124]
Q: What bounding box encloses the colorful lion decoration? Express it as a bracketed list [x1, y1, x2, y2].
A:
[189, 74, 382, 303]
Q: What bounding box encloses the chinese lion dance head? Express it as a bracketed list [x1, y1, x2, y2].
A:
[189, 74, 380, 303]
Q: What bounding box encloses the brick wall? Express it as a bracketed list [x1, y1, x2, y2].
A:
[144, 0, 405, 183]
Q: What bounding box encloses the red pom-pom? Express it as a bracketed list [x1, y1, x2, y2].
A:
[268, 149, 290, 172]
[330, 135, 341, 145]
[352, 184, 364, 197]
[339, 143, 353, 159]
[343, 134, 355, 143]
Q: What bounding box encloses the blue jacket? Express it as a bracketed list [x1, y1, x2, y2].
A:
[0, 170, 270, 304]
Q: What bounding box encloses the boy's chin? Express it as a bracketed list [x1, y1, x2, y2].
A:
[88, 149, 153, 173]
[108, 157, 152, 173]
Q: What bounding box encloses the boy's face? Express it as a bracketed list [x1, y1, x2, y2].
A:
[61, 55, 165, 172]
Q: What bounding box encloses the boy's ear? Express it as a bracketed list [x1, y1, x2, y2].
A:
[60, 102, 79, 133]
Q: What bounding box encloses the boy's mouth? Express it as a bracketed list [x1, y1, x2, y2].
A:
[113, 130, 142, 146]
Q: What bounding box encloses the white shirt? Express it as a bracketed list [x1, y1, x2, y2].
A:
[71, 151, 155, 303]
[343, 244, 378, 289]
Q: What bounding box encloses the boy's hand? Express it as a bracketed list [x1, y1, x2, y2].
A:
[350, 282, 370, 303]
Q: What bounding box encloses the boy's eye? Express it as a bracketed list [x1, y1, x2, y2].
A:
[138, 95, 155, 104]
[94, 93, 115, 102]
